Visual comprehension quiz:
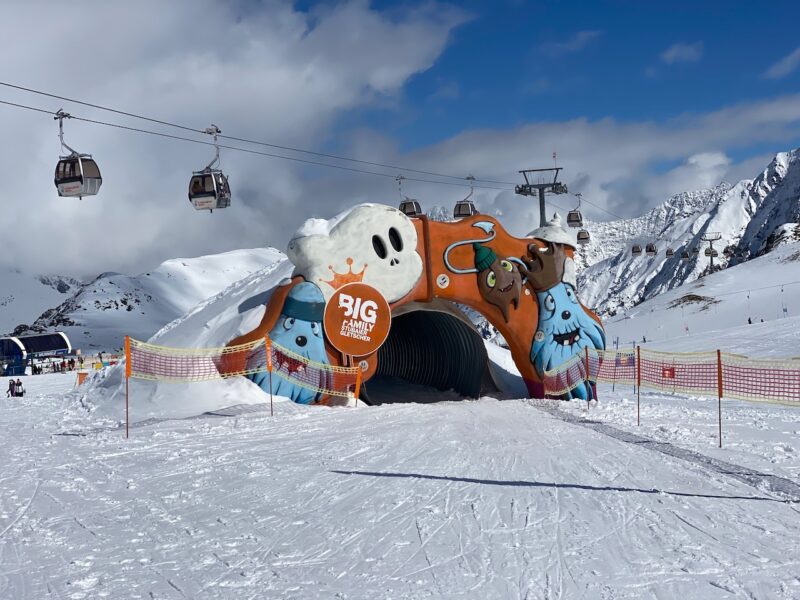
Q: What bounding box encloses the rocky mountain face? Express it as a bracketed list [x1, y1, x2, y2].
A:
[578, 148, 800, 315]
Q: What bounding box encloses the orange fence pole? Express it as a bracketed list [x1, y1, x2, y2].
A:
[636, 345, 641, 426]
[354, 369, 363, 404]
[265, 336, 274, 417]
[124, 335, 131, 439]
[717, 349, 723, 448]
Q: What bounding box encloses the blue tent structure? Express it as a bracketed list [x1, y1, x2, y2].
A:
[0, 332, 72, 376]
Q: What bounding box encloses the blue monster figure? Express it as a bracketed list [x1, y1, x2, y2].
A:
[247, 282, 330, 404]
[522, 242, 606, 400]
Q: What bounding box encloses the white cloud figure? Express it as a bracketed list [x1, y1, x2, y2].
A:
[660, 42, 704, 64]
[287, 204, 423, 303]
[763, 46, 800, 79]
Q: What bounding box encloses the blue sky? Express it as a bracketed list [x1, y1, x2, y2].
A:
[347, 0, 800, 155]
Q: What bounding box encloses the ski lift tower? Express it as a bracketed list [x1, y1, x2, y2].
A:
[702, 232, 722, 268]
[515, 167, 568, 227]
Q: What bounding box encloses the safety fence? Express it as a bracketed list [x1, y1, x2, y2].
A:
[123, 336, 362, 437]
[543, 346, 800, 446]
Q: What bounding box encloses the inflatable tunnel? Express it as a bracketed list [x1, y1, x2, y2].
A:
[364, 302, 499, 404]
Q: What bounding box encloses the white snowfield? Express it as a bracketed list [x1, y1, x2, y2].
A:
[3, 240, 800, 597]
[1, 374, 800, 600]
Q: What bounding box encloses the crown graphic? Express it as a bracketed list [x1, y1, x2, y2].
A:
[320, 257, 367, 289]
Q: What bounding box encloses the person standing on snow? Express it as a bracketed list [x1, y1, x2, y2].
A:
[15, 379, 23, 397]
[6, 379, 16, 397]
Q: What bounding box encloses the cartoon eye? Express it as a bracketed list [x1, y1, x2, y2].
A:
[282, 317, 295, 330]
[500, 260, 513, 272]
[486, 271, 496, 288]
[544, 293, 555, 312]
[372, 235, 388, 259]
[565, 286, 578, 304]
[388, 227, 403, 252]
[310, 322, 322, 338]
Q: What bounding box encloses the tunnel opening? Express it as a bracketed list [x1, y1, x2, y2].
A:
[361, 302, 499, 405]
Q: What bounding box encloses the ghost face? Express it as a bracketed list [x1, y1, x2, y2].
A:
[477, 258, 522, 322]
[287, 205, 423, 303]
[247, 313, 330, 405]
[530, 282, 606, 400]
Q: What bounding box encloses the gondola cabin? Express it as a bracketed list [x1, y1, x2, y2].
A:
[453, 199, 478, 219]
[576, 229, 590, 245]
[681, 250, 690, 261]
[54, 155, 102, 198]
[692, 247, 700, 255]
[566, 210, 583, 228]
[645, 243, 657, 256]
[666, 247, 674, 257]
[189, 171, 231, 212]
[631, 244, 642, 256]
[399, 199, 422, 217]
[704, 247, 712, 256]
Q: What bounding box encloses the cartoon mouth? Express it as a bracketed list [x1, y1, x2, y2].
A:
[275, 349, 307, 374]
[552, 329, 581, 347]
[498, 282, 513, 293]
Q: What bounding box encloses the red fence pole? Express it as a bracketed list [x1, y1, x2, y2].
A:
[636, 346, 641, 426]
[124, 335, 131, 439]
[717, 349, 723, 448]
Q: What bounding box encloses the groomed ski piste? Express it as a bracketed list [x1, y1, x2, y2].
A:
[2, 246, 800, 599]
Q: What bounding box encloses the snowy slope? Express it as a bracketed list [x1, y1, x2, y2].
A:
[578, 148, 800, 315]
[0, 270, 81, 335]
[605, 241, 800, 356]
[20, 248, 284, 352]
[4, 373, 800, 599]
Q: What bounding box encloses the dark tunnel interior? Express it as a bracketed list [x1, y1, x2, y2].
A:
[361, 308, 497, 405]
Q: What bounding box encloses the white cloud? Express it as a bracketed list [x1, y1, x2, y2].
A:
[0, 0, 467, 278]
[660, 42, 704, 64]
[763, 46, 800, 79]
[541, 31, 603, 56]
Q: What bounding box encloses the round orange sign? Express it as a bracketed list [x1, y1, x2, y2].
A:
[324, 283, 391, 356]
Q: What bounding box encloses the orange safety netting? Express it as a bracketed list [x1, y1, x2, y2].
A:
[543, 347, 800, 406]
[126, 337, 361, 399]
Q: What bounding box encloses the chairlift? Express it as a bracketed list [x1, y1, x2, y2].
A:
[188, 125, 231, 212]
[645, 243, 657, 256]
[680, 250, 690, 261]
[632, 244, 642, 256]
[576, 229, 590, 245]
[53, 110, 102, 199]
[566, 193, 583, 228]
[453, 174, 479, 219]
[666, 247, 674, 257]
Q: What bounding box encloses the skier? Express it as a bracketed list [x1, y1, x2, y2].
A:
[748, 317, 752, 325]
[6, 379, 16, 397]
[15, 379, 23, 397]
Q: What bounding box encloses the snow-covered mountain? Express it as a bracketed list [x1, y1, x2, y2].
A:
[0, 270, 82, 335]
[15, 248, 284, 351]
[579, 148, 800, 315]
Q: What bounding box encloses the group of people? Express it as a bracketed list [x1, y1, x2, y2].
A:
[30, 357, 81, 375]
[6, 378, 24, 397]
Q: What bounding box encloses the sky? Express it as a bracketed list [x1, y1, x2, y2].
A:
[1, 0, 800, 278]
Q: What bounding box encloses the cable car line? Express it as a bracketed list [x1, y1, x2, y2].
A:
[0, 80, 514, 186]
[0, 98, 517, 192]
[0, 80, 641, 222]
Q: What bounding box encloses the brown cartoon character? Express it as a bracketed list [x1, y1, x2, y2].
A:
[473, 243, 521, 322]
[518, 241, 566, 293]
